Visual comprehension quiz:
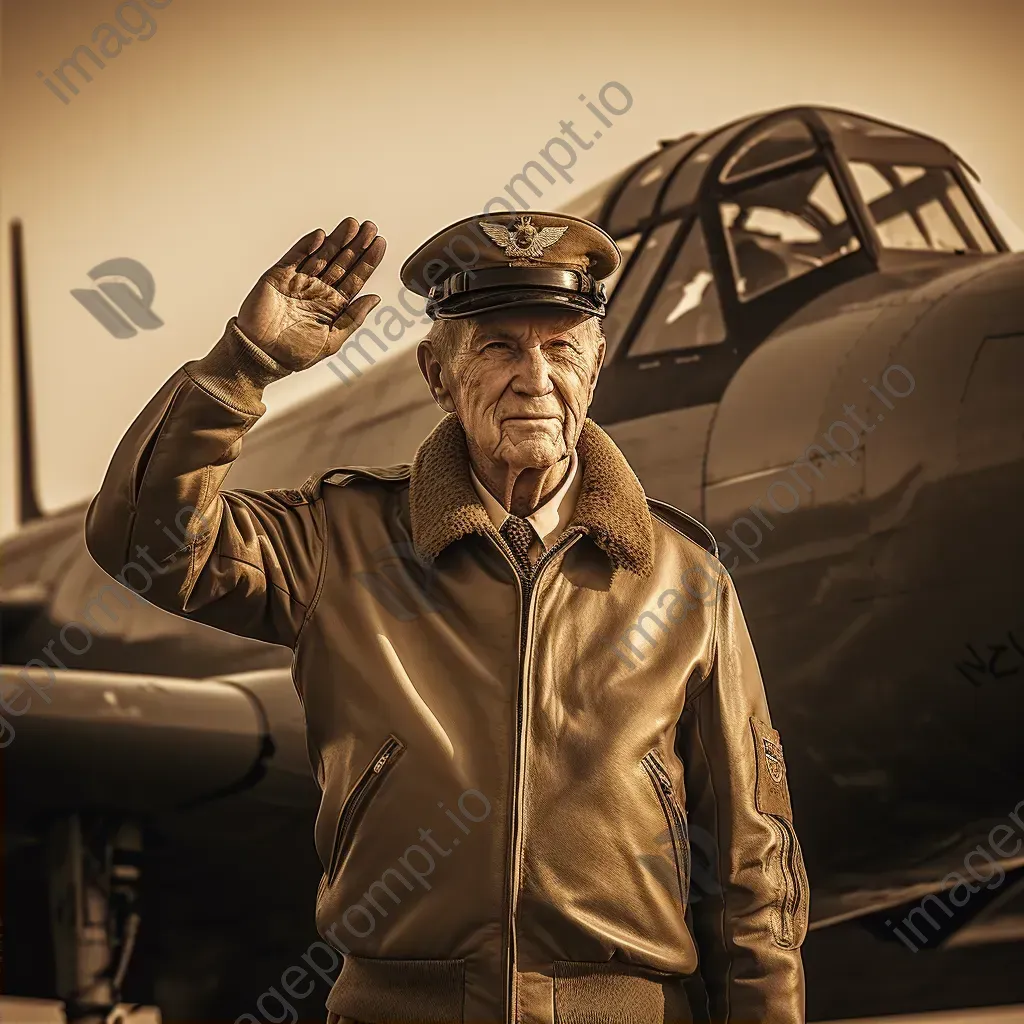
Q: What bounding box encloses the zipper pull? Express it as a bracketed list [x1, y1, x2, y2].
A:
[373, 740, 399, 773]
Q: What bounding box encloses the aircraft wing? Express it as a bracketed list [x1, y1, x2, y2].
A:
[808, 822, 1024, 948]
[2, 664, 274, 812]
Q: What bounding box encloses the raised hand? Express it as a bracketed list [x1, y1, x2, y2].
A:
[236, 218, 386, 371]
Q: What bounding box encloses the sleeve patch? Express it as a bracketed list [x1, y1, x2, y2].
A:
[750, 716, 793, 821]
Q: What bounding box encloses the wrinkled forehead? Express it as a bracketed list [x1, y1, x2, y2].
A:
[468, 308, 594, 344]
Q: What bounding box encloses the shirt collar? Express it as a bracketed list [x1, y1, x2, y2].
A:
[469, 447, 581, 548]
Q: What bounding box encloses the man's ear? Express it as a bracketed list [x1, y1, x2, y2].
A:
[587, 331, 606, 405]
[416, 338, 456, 413]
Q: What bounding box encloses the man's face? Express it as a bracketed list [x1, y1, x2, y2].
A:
[419, 309, 606, 473]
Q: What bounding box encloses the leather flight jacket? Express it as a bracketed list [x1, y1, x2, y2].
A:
[86, 319, 809, 1023]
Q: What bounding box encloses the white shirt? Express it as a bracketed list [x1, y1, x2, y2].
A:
[469, 448, 582, 563]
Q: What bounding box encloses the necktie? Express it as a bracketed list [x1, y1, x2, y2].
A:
[500, 515, 536, 582]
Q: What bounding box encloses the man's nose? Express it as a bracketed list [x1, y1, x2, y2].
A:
[511, 347, 553, 394]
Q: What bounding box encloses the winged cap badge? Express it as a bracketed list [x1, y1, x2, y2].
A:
[479, 215, 569, 260]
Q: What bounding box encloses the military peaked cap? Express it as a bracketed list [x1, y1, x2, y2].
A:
[400, 211, 621, 320]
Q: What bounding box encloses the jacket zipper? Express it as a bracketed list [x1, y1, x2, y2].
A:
[768, 813, 805, 947]
[642, 750, 690, 911]
[495, 526, 583, 1024]
[326, 735, 405, 886]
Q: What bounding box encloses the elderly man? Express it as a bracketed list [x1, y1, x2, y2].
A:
[86, 212, 808, 1024]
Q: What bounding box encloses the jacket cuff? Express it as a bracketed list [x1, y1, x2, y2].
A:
[184, 318, 291, 415]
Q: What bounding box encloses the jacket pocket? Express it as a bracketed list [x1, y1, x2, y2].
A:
[326, 735, 405, 886]
[749, 716, 809, 949]
[641, 749, 690, 910]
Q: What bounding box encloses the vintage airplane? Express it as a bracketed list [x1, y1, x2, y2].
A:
[3, 104, 1024, 1022]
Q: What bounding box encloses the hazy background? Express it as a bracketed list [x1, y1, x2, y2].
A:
[3, 0, 1023, 539]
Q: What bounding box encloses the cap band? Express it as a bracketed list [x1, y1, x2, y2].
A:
[427, 265, 607, 318]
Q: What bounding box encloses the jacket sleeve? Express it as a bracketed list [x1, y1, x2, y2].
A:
[675, 566, 808, 1023]
[84, 318, 326, 649]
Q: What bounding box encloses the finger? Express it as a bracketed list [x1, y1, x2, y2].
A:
[320, 220, 378, 287]
[335, 235, 387, 300]
[330, 293, 381, 342]
[274, 228, 325, 269]
[298, 217, 359, 277]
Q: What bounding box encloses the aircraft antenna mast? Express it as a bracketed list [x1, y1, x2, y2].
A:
[9, 218, 43, 524]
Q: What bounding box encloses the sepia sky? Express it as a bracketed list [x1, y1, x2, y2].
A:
[2, 0, 1023, 538]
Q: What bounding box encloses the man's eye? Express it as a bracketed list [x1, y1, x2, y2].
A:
[483, 341, 510, 352]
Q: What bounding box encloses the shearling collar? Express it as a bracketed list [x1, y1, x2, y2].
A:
[408, 413, 654, 578]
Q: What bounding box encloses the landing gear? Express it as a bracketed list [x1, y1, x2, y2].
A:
[47, 816, 144, 1024]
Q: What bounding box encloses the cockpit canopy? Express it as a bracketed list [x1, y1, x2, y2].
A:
[562, 105, 1021, 364]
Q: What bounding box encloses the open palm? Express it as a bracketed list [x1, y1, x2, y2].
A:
[237, 218, 386, 372]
